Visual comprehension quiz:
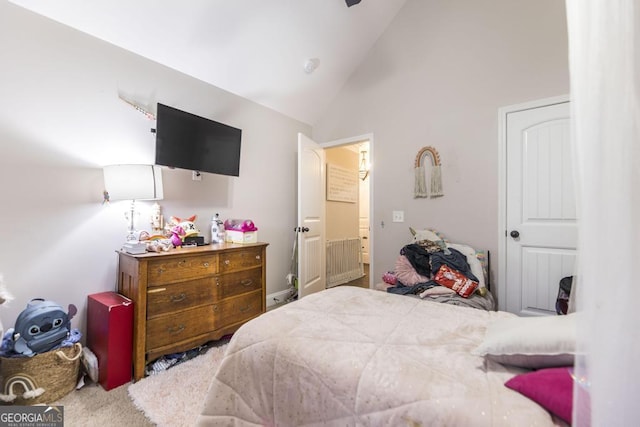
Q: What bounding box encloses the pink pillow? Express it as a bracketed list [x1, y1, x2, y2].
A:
[394, 255, 429, 286]
[504, 367, 573, 424]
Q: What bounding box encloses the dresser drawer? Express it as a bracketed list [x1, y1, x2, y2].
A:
[214, 291, 263, 329]
[147, 254, 218, 285]
[146, 305, 215, 350]
[219, 248, 263, 273]
[216, 268, 262, 299]
[146, 277, 216, 318]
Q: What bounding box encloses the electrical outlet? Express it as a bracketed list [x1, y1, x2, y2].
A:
[392, 211, 404, 222]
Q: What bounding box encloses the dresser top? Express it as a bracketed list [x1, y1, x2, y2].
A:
[118, 242, 268, 259]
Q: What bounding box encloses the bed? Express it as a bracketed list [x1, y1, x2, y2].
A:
[196, 286, 573, 426]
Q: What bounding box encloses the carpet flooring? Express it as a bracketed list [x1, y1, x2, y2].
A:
[51, 342, 228, 426]
[53, 380, 152, 427]
[128, 343, 228, 426]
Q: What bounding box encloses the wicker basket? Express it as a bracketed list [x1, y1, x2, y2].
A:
[0, 343, 82, 405]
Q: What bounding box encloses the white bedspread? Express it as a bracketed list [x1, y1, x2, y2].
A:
[197, 287, 562, 426]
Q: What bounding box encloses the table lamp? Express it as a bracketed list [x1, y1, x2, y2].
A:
[103, 164, 164, 244]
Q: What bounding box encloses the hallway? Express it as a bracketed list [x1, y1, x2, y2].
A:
[342, 263, 370, 289]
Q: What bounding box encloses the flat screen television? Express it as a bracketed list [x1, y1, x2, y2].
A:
[155, 103, 242, 177]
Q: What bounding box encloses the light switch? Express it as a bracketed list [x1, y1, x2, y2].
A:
[392, 211, 404, 223]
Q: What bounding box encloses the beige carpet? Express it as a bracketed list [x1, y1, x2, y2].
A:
[128, 343, 228, 427]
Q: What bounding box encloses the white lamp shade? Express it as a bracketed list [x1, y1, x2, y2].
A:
[103, 164, 164, 201]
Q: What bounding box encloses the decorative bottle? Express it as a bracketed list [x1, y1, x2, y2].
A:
[211, 213, 224, 244]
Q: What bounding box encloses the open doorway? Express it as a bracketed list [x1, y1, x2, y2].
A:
[323, 138, 371, 289]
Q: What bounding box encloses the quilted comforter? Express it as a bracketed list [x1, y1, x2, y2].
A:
[197, 286, 563, 426]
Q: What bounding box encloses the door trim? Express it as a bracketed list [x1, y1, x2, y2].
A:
[497, 95, 569, 311]
[320, 132, 375, 289]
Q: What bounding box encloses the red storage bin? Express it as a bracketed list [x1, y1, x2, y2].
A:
[87, 292, 133, 390]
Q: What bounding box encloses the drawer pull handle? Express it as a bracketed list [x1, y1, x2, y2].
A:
[241, 280, 253, 287]
[171, 293, 187, 303]
[239, 305, 252, 313]
[256, 255, 261, 260]
[212, 305, 220, 312]
[203, 262, 210, 267]
[167, 325, 185, 335]
[178, 260, 187, 267]
[224, 260, 230, 265]
[157, 268, 165, 275]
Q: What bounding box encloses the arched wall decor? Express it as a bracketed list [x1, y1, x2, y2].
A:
[414, 146, 444, 198]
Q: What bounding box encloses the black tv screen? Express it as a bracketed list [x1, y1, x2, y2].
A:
[155, 103, 242, 176]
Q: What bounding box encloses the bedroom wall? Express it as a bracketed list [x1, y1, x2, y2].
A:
[0, 3, 310, 330]
[312, 0, 569, 293]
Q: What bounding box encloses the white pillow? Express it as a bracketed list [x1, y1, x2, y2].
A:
[446, 243, 486, 289]
[472, 313, 578, 369]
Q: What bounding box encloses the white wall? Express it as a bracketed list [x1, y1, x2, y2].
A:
[313, 0, 569, 293]
[0, 3, 310, 330]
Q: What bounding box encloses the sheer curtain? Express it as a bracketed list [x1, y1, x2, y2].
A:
[565, 1, 640, 425]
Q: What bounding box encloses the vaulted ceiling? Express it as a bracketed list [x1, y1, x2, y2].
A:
[10, 0, 408, 125]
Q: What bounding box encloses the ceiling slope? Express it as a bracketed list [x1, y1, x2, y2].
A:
[10, 0, 408, 125]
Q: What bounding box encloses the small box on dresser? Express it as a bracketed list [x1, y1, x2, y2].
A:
[87, 292, 134, 390]
[225, 230, 258, 244]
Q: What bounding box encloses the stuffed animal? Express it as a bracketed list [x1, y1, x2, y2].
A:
[11, 299, 77, 356]
[169, 215, 200, 241]
[0, 275, 13, 342]
[170, 215, 200, 240]
[0, 275, 13, 307]
[146, 239, 173, 253]
[170, 225, 185, 247]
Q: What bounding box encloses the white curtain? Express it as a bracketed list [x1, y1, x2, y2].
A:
[565, 1, 640, 425]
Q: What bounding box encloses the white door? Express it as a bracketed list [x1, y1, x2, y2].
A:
[505, 101, 577, 316]
[297, 133, 326, 298]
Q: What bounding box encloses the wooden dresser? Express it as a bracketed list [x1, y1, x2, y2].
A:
[117, 242, 268, 381]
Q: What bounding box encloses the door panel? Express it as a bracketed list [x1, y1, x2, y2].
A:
[359, 217, 370, 264]
[522, 248, 575, 314]
[505, 102, 576, 316]
[297, 133, 326, 298]
[359, 163, 370, 264]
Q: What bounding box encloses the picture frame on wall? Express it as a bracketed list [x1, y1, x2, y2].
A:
[326, 163, 358, 203]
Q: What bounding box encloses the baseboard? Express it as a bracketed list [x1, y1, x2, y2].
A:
[266, 289, 295, 309]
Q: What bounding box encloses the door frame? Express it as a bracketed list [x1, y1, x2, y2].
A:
[497, 95, 569, 311]
[320, 132, 375, 288]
